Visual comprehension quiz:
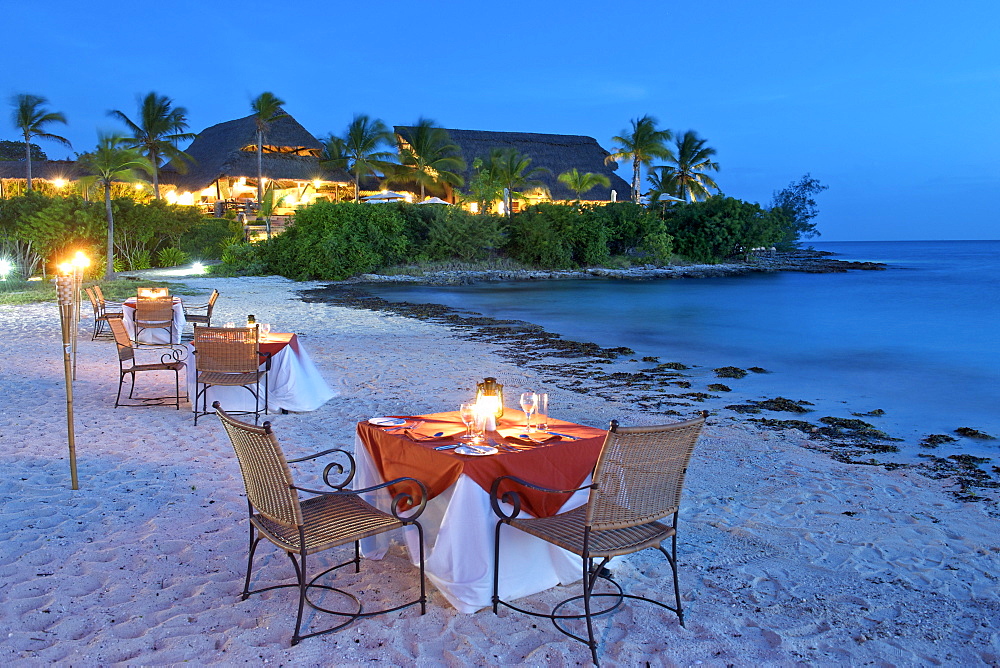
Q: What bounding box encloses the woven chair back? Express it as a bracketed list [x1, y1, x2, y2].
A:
[135, 296, 174, 326]
[216, 405, 303, 528]
[195, 325, 259, 373]
[108, 317, 135, 362]
[94, 285, 108, 306]
[586, 416, 705, 531]
[85, 287, 101, 315]
[207, 289, 219, 312]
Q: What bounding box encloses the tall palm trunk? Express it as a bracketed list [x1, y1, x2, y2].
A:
[256, 129, 264, 204]
[632, 156, 641, 203]
[24, 132, 33, 191]
[150, 147, 161, 200]
[104, 183, 115, 280]
[353, 167, 360, 202]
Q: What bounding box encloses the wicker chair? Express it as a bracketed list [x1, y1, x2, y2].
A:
[85, 286, 121, 340]
[134, 295, 176, 344]
[93, 285, 124, 317]
[184, 288, 219, 327]
[214, 402, 428, 645]
[108, 317, 185, 408]
[490, 413, 707, 666]
[192, 325, 271, 425]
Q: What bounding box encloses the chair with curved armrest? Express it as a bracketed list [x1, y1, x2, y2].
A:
[192, 324, 270, 425]
[214, 402, 427, 645]
[93, 285, 124, 316]
[108, 317, 185, 408]
[184, 288, 219, 327]
[490, 413, 707, 666]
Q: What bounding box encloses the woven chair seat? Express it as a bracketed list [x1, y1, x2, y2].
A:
[197, 369, 265, 386]
[130, 361, 184, 373]
[252, 494, 404, 556]
[185, 314, 211, 324]
[510, 506, 673, 558]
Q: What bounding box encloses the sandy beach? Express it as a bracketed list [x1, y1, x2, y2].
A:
[1, 274, 998, 666]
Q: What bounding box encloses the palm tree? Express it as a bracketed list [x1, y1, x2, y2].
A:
[108, 92, 195, 200]
[486, 148, 550, 215]
[319, 134, 350, 202]
[249, 92, 288, 203]
[76, 134, 153, 279]
[394, 118, 465, 200]
[649, 130, 720, 202]
[10, 94, 71, 191]
[605, 115, 673, 203]
[340, 114, 397, 202]
[557, 168, 611, 200]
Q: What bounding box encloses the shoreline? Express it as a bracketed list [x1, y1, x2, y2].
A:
[3, 275, 998, 664]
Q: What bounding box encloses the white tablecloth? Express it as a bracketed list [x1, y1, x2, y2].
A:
[123, 297, 185, 344]
[186, 335, 337, 413]
[353, 434, 588, 613]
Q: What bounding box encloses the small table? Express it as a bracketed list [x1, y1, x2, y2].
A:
[122, 297, 185, 344]
[186, 332, 336, 414]
[354, 411, 607, 612]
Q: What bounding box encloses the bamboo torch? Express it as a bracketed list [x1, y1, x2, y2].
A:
[56, 270, 79, 490]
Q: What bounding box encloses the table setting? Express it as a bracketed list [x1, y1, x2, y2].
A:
[353, 377, 610, 612]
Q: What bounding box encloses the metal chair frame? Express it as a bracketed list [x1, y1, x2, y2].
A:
[133, 295, 176, 346]
[490, 413, 706, 666]
[108, 317, 186, 408]
[184, 288, 219, 328]
[214, 402, 428, 645]
[85, 286, 121, 340]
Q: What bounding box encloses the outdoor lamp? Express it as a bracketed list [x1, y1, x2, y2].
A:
[475, 377, 504, 419]
[71, 251, 90, 271]
[58, 262, 73, 276]
[0, 259, 12, 280]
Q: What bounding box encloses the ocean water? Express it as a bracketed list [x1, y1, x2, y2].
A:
[363, 241, 1000, 459]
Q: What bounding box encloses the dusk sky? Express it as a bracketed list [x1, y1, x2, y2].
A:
[5, 0, 997, 241]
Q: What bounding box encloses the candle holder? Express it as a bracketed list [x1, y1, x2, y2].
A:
[475, 377, 504, 419]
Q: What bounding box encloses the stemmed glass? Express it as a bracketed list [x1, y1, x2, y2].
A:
[519, 392, 538, 432]
[259, 322, 271, 341]
[459, 402, 477, 441]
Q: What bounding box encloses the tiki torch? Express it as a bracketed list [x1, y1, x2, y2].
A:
[56, 270, 79, 489]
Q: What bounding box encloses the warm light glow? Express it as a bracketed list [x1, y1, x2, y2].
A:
[134, 183, 144, 190]
[164, 190, 178, 204]
[312, 179, 322, 189]
[403, 193, 413, 203]
[58, 262, 73, 275]
[284, 195, 298, 206]
[72, 251, 90, 269]
[178, 191, 195, 206]
[469, 202, 479, 213]
[237, 177, 247, 187]
[53, 178, 67, 189]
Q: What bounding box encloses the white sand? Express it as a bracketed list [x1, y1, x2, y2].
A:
[1, 275, 997, 666]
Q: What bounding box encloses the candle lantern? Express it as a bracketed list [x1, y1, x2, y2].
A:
[475, 377, 504, 419]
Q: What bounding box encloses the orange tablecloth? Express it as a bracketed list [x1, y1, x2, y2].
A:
[258, 332, 294, 357]
[356, 411, 607, 519]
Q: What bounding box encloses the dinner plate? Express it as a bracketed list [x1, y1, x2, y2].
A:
[368, 417, 407, 427]
[454, 445, 499, 456]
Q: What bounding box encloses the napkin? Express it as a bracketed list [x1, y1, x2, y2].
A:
[403, 430, 454, 443]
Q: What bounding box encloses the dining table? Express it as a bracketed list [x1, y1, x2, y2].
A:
[186, 332, 336, 413]
[353, 410, 608, 613]
[122, 296, 185, 345]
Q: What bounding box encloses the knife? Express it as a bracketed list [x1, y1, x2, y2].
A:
[544, 431, 580, 440]
[434, 444, 461, 451]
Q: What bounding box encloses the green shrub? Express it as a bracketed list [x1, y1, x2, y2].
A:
[662, 197, 783, 263]
[506, 203, 609, 269]
[156, 246, 190, 267]
[179, 217, 242, 260]
[425, 208, 505, 262]
[259, 202, 409, 280]
[211, 241, 266, 276]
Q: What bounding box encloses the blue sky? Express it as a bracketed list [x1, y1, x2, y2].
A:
[5, 0, 997, 241]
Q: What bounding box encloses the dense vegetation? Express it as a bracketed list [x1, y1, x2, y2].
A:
[212, 198, 792, 280]
[0, 192, 239, 279]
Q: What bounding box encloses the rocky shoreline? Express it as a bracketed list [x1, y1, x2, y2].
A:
[346, 249, 887, 285]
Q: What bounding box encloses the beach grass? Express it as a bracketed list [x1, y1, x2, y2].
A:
[0, 278, 200, 305]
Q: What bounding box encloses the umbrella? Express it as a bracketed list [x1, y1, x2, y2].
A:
[417, 197, 451, 205]
[362, 191, 407, 202]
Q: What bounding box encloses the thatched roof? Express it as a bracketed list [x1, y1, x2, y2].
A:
[161, 112, 351, 191]
[394, 128, 631, 202]
[0, 159, 82, 181]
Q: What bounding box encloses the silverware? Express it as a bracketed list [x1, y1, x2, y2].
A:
[434, 444, 461, 451]
[544, 431, 580, 440]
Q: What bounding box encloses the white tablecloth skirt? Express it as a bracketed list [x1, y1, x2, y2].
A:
[353, 434, 587, 613]
[186, 337, 336, 413]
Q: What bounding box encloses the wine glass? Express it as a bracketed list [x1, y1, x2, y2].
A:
[260, 322, 271, 341]
[519, 392, 538, 432]
[459, 402, 477, 440]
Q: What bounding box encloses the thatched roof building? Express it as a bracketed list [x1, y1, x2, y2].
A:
[394, 128, 631, 202]
[0, 159, 82, 181]
[160, 112, 351, 194]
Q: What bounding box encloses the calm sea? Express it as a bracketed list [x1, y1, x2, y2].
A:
[364, 241, 1000, 459]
